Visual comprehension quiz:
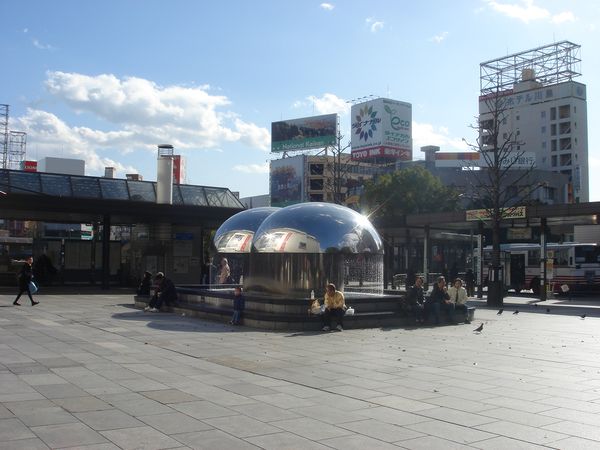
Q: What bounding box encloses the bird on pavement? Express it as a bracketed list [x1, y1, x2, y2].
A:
[580, 314, 587, 319]
[497, 309, 503, 315]
[513, 310, 519, 315]
[473, 323, 484, 332]
[546, 308, 551, 313]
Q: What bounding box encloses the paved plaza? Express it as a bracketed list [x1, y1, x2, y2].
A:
[1, 290, 600, 449]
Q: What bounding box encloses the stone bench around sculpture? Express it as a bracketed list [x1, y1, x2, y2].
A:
[134, 288, 475, 331]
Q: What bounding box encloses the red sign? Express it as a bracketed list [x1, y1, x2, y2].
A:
[351, 146, 411, 161]
[173, 155, 183, 184]
[23, 160, 38, 172]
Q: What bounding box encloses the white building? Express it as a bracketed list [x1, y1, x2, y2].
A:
[38, 157, 85, 176]
[479, 42, 588, 203]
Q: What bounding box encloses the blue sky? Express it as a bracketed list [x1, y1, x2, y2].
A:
[2, 0, 599, 200]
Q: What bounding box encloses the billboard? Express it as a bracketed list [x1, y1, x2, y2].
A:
[351, 98, 412, 161]
[435, 151, 536, 169]
[271, 114, 337, 152]
[270, 155, 305, 207]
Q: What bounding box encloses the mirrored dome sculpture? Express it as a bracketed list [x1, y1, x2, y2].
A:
[253, 202, 383, 254]
[214, 207, 280, 253]
[246, 203, 384, 298]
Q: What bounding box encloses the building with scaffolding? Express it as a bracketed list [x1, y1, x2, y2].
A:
[0, 104, 27, 171]
[479, 41, 588, 203]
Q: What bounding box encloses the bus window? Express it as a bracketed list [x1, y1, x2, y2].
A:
[554, 249, 569, 266]
[528, 249, 540, 267]
[575, 246, 600, 264]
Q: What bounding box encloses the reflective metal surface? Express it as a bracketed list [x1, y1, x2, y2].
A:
[253, 203, 383, 254]
[214, 207, 279, 253]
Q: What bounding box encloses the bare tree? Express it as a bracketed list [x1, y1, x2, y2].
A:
[323, 132, 351, 205]
[463, 87, 541, 306]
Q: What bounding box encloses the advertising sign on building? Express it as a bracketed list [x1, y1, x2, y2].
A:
[270, 155, 305, 207]
[22, 160, 38, 172]
[271, 114, 337, 152]
[466, 206, 526, 221]
[172, 155, 185, 184]
[434, 151, 536, 169]
[350, 98, 412, 161]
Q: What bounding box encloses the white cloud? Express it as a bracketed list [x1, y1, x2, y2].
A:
[40, 71, 269, 151]
[23, 28, 28, 33]
[232, 163, 269, 174]
[14, 71, 271, 177]
[412, 121, 469, 153]
[320, 3, 334, 11]
[307, 93, 349, 115]
[429, 31, 449, 43]
[366, 17, 384, 33]
[486, 0, 575, 24]
[551, 11, 575, 24]
[32, 38, 55, 50]
[16, 108, 138, 175]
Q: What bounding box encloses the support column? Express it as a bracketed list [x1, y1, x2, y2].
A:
[423, 226, 430, 290]
[102, 214, 111, 290]
[540, 217, 547, 302]
[477, 221, 484, 299]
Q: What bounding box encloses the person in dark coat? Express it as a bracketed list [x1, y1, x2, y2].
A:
[404, 275, 425, 324]
[13, 256, 39, 306]
[145, 272, 177, 312]
[465, 269, 476, 297]
[425, 276, 454, 325]
[230, 286, 245, 325]
[137, 271, 152, 295]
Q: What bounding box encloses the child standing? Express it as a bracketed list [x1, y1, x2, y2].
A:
[230, 287, 245, 325]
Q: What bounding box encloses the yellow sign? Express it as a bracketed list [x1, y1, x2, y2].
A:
[466, 206, 526, 222]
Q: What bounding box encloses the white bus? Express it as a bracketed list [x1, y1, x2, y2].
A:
[477, 242, 600, 295]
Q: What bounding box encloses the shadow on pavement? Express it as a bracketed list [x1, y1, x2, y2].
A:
[111, 310, 240, 333]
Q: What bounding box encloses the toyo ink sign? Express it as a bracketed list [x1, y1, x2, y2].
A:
[351, 98, 412, 161]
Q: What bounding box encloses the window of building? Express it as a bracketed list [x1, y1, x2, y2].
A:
[550, 124, 557, 136]
[574, 106, 577, 114]
[551, 155, 557, 167]
[516, 115, 520, 121]
[560, 154, 572, 166]
[541, 125, 546, 134]
[551, 140, 557, 152]
[309, 193, 323, 202]
[309, 164, 324, 176]
[550, 107, 556, 120]
[559, 104, 570, 119]
[559, 122, 571, 135]
[575, 138, 578, 146]
[517, 145, 521, 150]
[541, 110, 546, 119]
[560, 169, 572, 181]
[480, 119, 493, 131]
[541, 141, 547, 149]
[516, 130, 520, 136]
[560, 137, 572, 150]
[309, 179, 324, 191]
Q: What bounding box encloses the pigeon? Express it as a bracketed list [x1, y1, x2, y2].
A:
[580, 314, 587, 319]
[546, 308, 551, 313]
[473, 323, 484, 332]
[497, 309, 504, 315]
[534, 303, 539, 308]
[513, 310, 519, 315]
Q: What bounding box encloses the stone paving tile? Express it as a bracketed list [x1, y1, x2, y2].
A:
[138, 411, 213, 435]
[536, 396, 600, 413]
[476, 420, 569, 445]
[229, 402, 302, 422]
[406, 420, 497, 445]
[548, 436, 600, 449]
[289, 405, 368, 424]
[396, 435, 478, 449]
[12, 406, 77, 427]
[321, 433, 403, 449]
[479, 407, 561, 428]
[250, 392, 317, 409]
[140, 389, 201, 404]
[75, 409, 145, 431]
[102, 395, 174, 416]
[542, 420, 600, 442]
[270, 416, 354, 441]
[245, 431, 333, 449]
[0, 404, 14, 419]
[420, 406, 497, 427]
[469, 436, 553, 449]
[31, 422, 107, 448]
[33, 383, 89, 399]
[477, 396, 554, 413]
[172, 429, 262, 449]
[371, 394, 443, 412]
[203, 414, 281, 438]
[0, 437, 51, 449]
[0, 418, 36, 441]
[539, 407, 600, 427]
[338, 418, 424, 443]
[171, 400, 238, 420]
[52, 396, 113, 413]
[100, 426, 182, 450]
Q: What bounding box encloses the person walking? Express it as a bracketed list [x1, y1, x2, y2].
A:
[13, 256, 39, 306]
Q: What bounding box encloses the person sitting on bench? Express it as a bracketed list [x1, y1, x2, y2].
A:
[145, 272, 177, 312]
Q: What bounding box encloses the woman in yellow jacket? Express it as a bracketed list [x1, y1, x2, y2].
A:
[322, 283, 346, 332]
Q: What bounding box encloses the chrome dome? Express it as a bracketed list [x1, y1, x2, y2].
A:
[253, 202, 383, 254]
[214, 207, 279, 253]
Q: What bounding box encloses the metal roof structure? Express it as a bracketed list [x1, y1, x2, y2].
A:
[480, 41, 581, 96]
[0, 169, 244, 226]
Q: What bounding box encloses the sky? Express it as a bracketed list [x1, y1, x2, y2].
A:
[1, 0, 599, 201]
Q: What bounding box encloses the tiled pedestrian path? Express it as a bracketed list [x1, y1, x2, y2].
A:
[1, 292, 600, 449]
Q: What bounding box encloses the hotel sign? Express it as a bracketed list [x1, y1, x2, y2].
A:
[466, 206, 526, 221]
